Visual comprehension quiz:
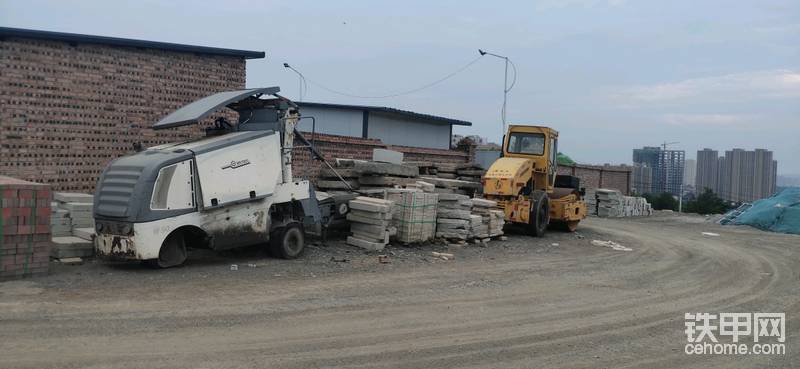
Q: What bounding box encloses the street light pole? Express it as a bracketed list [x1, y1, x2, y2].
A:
[479, 49, 514, 133]
[283, 63, 306, 101]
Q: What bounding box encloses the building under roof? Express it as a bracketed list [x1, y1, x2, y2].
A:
[296, 102, 472, 150]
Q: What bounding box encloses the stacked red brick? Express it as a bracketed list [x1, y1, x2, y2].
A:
[0, 175, 51, 280]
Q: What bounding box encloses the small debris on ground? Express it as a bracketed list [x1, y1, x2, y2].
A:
[551, 243, 559, 247]
[590, 240, 632, 252]
[230, 264, 239, 271]
[57, 257, 83, 265]
[330, 256, 349, 263]
[432, 251, 455, 261]
[378, 255, 390, 264]
[701, 232, 720, 237]
[498, 236, 508, 241]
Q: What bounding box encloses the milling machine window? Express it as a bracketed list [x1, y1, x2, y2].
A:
[151, 160, 195, 210]
[507, 132, 545, 155]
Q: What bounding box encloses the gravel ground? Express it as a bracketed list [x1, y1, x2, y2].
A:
[0, 212, 798, 368]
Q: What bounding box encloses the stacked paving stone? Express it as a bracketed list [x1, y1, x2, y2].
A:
[435, 193, 473, 242]
[385, 190, 438, 244]
[346, 197, 395, 251]
[0, 176, 52, 280]
[50, 192, 95, 259]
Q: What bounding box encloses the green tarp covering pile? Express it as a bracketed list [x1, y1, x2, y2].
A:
[557, 152, 575, 166]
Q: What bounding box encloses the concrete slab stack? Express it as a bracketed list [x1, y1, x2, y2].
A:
[596, 189, 623, 217]
[0, 176, 52, 281]
[595, 189, 652, 217]
[456, 163, 486, 183]
[435, 193, 473, 242]
[54, 192, 95, 231]
[50, 192, 96, 258]
[419, 176, 482, 196]
[470, 198, 497, 238]
[584, 189, 598, 216]
[317, 158, 420, 191]
[622, 196, 653, 217]
[346, 197, 395, 251]
[488, 210, 506, 237]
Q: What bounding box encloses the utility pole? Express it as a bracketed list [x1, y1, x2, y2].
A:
[479, 49, 515, 133]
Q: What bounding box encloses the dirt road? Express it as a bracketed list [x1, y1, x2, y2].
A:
[1, 214, 797, 368]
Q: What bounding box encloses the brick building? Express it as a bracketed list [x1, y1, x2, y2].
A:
[0, 27, 263, 192]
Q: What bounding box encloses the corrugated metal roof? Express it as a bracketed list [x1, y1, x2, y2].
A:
[0, 27, 265, 59]
[296, 102, 472, 126]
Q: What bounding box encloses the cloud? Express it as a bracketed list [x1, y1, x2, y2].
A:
[534, 0, 626, 10]
[661, 113, 754, 127]
[613, 70, 800, 106]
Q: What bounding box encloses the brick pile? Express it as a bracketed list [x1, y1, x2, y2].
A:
[0, 175, 51, 280]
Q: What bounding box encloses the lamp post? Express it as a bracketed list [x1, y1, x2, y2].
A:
[283, 63, 306, 101]
[478, 49, 515, 132]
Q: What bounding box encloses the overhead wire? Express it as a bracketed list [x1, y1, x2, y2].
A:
[298, 54, 485, 99]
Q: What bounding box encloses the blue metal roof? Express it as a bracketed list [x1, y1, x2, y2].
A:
[0, 27, 265, 59]
[296, 101, 472, 126]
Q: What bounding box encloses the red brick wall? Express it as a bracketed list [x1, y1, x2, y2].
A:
[558, 164, 632, 195]
[293, 132, 471, 183]
[0, 37, 246, 192]
[0, 176, 51, 281]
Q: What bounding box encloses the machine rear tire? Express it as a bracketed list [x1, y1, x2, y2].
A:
[528, 192, 549, 237]
[270, 223, 305, 259]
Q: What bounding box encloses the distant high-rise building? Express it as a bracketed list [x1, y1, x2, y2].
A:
[633, 146, 685, 195]
[632, 163, 653, 194]
[695, 148, 777, 202]
[684, 159, 696, 191]
[695, 148, 719, 193]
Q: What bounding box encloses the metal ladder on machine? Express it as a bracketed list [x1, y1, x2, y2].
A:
[718, 203, 752, 225]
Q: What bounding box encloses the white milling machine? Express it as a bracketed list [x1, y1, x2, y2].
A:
[93, 88, 352, 267]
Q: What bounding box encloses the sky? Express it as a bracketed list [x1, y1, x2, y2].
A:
[2, 0, 799, 174]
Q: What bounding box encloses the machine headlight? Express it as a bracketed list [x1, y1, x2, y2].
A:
[95, 223, 104, 233]
[120, 223, 133, 235]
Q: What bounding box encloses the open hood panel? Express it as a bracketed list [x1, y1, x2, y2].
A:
[153, 87, 280, 130]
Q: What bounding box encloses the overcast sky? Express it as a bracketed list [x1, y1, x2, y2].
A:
[2, 0, 799, 174]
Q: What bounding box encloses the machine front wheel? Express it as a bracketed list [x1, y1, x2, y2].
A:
[528, 193, 549, 237]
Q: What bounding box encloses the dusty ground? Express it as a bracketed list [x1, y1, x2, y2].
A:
[0, 213, 798, 368]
